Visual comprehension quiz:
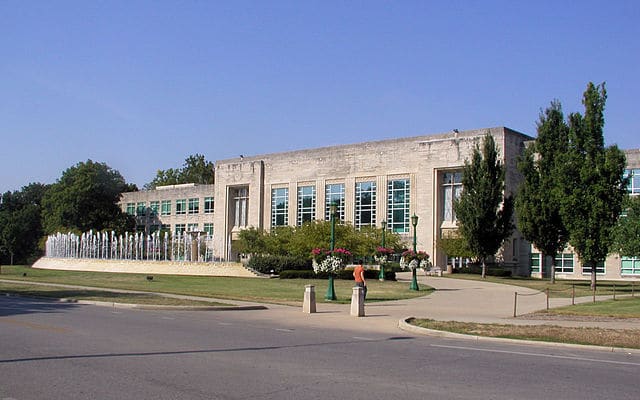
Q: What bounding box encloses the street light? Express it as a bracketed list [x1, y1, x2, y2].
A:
[326, 202, 338, 300]
[379, 220, 387, 281]
[410, 214, 419, 291]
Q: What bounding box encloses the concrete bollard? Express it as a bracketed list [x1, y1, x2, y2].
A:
[303, 284, 316, 313]
[350, 286, 365, 317]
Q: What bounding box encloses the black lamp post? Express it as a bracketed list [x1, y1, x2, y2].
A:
[325, 202, 337, 300]
[410, 214, 419, 291]
[379, 220, 387, 281]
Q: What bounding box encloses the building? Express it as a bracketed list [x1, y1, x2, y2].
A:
[119, 183, 215, 237]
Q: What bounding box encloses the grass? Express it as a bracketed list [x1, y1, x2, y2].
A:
[448, 273, 640, 298]
[0, 265, 429, 305]
[408, 318, 640, 349]
[540, 297, 640, 318]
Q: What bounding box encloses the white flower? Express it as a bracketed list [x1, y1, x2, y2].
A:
[408, 259, 419, 270]
[314, 255, 344, 274]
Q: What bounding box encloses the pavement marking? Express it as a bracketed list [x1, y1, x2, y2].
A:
[352, 336, 376, 341]
[161, 317, 175, 320]
[430, 344, 640, 367]
[0, 318, 70, 334]
[275, 328, 294, 332]
[111, 311, 122, 314]
[218, 322, 232, 326]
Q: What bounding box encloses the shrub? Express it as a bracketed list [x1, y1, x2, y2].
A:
[247, 255, 312, 274]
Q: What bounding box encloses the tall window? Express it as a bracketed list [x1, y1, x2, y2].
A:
[582, 262, 605, 275]
[136, 202, 146, 216]
[297, 186, 316, 225]
[126, 203, 136, 215]
[624, 168, 640, 195]
[554, 253, 574, 273]
[187, 223, 199, 232]
[271, 188, 289, 227]
[355, 181, 376, 229]
[204, 197, 214, 213]
[203, 223, 214, 236]
[621, 256, 640, 275]
[325, 183, 345, 222]
[174, 224, 186, 234]
[232, 187, 249, 228]
[161, 200, 171, 216]
[387, 179, 410, 233]
[188, 198, 199, 214]
[442, 172, 463, 223]
[530, 253, 541, 273]
[149, 201, 160, 216]
[176, 199, 187, 215]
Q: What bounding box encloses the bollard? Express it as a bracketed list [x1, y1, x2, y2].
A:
[546, 288, 550, 310]
[303, 285, 316, 314]
[350, 286, 365, 317]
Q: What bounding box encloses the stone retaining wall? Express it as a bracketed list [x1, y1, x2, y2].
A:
[32, 257, 258, 277]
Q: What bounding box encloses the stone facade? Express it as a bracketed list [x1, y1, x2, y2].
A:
[213, 127, 532, 273]
[119, 183, 215, 236]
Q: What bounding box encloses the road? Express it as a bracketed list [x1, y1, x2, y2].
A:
[1, 296, 638, 400]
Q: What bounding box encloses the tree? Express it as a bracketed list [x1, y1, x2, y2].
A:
[612, 196, 640, 257]
[0, 183, 47, 265]
[455, 133, 514, 278]
[516, 101, 570, 283]
[145, 154, 214, 189]
[560, 82, 628, 290]
[42, 160, 135, 234]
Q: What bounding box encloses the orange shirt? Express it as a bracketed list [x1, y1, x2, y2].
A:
[353, 265, 365, 283]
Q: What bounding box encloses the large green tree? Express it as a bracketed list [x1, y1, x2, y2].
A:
[612, 196, 640, 257]
[560, 82, 627, 290]
[516, 101, 570, 283]
[145, 154, 214, 189]
[42, 160, 135, 234]
[455, 134, 514, 278]
[0, 183, 47, 265]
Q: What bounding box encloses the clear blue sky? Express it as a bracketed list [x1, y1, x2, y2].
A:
[1, 1, 638, 192]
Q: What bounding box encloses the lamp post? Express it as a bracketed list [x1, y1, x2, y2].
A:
[410, 214, 419, 291]
[326, 202, 338, 300]
[379, 220, 387, 281]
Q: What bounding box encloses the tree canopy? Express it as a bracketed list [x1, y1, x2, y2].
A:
[559, 82, 628, 289]
[515, 100, 570, 283]
[612, 196, 640, 257]
[145, 154, 214, 189]
[454, 133, 514, 278]
[41, 160, 135, 234]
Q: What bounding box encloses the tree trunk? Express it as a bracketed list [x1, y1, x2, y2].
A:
[481, 259, 486, 279]
[591, 265, 597, 291]
[549, 253, 556, 284]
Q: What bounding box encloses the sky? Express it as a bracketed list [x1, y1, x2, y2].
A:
[1, 0, 638, 192]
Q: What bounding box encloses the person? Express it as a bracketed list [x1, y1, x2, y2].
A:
[353, 259, 367, 301]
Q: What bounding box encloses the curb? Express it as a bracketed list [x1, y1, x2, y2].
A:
[398, 317, 640, 354]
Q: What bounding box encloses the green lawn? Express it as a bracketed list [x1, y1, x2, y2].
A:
[448, 273, 639, 298]
[0, 265, 429, 304]
[543, 297, 640, 318]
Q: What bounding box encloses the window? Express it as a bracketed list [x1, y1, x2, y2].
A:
[161, 224, 171, 232]
[387, 179, 410, 233]
[554, 253, 574, 273]
[136, 202, 146, 216]
[325, 183, 345, 222]
[126, 203, 136, 215]
[188, 198, 199, 214]
[355, 181, 376, 229]
[442, 172, 463, 223]
[204, 197, 214, 213]
[530, 253, 541, 273]
[582, 262, 605, 275]
[297, 186, 316, 225]
[232, 187, 249, 228]
[176, 199, 186, 215]
[624, 169, 640, 195]
[621, 257, 640, 275]
[187, 223, 199, 232]
[203, 223, 214, 236]
[174, 224, 186, 235]
[161, 200, 171, 216]
[271, 188, 289, 227]
[149, 201, 160, 216]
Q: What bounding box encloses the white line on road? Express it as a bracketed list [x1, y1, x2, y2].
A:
[275, 328, 294, 332]
[430, 344, 640, 366]
[352, 336, 376, 341]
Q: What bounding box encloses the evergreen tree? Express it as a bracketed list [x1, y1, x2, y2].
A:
[455, 134, 514, 278]
[560, 83, 627, 290]
[516, 101, 570, 283]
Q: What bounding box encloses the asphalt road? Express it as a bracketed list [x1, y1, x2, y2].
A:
[1, 296, 638, 400]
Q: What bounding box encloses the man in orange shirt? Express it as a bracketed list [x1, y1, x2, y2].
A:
[353, 260, 367, 301]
